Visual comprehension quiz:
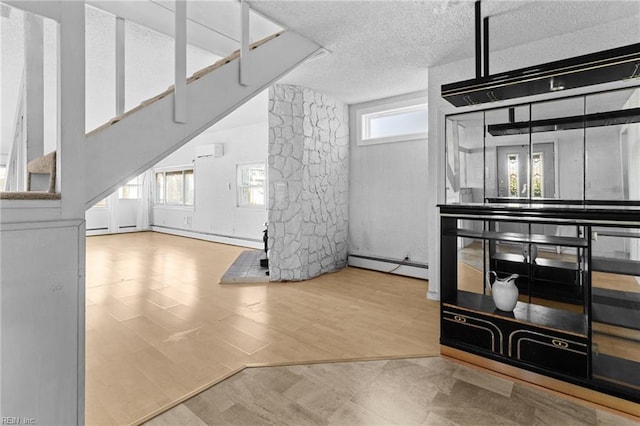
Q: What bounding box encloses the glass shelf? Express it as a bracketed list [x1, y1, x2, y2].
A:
[445, 228, 588, 248]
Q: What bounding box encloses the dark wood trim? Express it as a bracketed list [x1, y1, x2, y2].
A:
[487, 107, 640, 136]
[439, 204, 640, 224]
[442, 43, 640, 107]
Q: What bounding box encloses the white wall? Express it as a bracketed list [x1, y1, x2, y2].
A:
[86, 197, 139, 233]
[427, 14, 640, 299]
[348, 91, 429, 278]
[151, 93, 268, 247]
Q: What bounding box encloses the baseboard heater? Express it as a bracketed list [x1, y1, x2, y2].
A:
[348, 254, 429, 280]
[151, 225, 262, 249]
[349, 254, 428, 269]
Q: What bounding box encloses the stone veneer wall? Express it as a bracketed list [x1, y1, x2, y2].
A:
[268, 85, 349, 281]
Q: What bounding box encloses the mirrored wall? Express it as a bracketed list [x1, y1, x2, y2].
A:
[445, 85, 640, 205]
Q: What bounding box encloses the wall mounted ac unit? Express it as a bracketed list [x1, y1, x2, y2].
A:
[196, 143, 224, 158]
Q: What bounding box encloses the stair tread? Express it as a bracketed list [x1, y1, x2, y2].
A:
[0, 191, 61, 200]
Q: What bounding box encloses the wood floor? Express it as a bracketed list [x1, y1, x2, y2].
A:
[85, 232, 439, 425]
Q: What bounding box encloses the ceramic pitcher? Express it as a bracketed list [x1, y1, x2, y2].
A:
[486, 271, 519, 311]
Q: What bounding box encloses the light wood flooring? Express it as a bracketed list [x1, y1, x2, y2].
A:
[146, 357, 638, 426]
[85, 232, 439, 425]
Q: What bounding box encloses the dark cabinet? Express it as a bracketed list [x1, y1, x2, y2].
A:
[441, 81, 640, 406]
[439, 204, 640, 404]
[442, 294, 589, 379]
[508, 329, 588, 378]
[442, 308, 503, 354]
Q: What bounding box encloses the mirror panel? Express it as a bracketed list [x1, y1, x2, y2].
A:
[484, 106, 531, 201]
[530, 97, 585, 202]
[445, 112, 484, 204]
[585, 88, 640, 201]
[591, 226, 640, 389]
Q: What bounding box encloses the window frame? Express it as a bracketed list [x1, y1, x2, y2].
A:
[118, 174, 143, 200]
[93, 198, 108, 209]
[0, 163, 7, 191]
[236, 162, 266, 209]
[153, 166, 194, 208]
[354, 94, 428, 147]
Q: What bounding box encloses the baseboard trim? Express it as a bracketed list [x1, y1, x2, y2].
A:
[348, 253, 429, 280]
[151, 226, 262, 249]
[86, 228, 142, 236]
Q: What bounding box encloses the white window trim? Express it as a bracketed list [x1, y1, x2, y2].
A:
[91, 198, 109, 210]
[354, 92, 428, 147]
[153, 165, 195, 209]
[118, 174, 143, 200]
[236, 162, 267, 209]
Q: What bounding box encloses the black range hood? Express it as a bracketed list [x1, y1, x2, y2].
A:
[487, 106, 640, 136]
[442, 43, 640, 107]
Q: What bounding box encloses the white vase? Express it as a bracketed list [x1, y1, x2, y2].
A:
[487, 271, 519, 311]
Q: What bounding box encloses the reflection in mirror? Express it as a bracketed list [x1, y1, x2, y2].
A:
[484, 106, 531, 201]
[585, 88, 640, 201]
[591, 226, 640, 388]
[531, 97, 585, 201]
[486, 222, 585, 312]
[445, 112, 484, 204]
[455, 219, 486, 297]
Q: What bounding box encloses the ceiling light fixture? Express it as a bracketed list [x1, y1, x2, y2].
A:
[441, 1, 640, 107]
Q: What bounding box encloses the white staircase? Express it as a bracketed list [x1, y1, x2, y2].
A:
[85, 30, 320, 208]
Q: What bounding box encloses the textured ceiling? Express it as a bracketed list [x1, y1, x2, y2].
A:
[250, 0, 640, 104]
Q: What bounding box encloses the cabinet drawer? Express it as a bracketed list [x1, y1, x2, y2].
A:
[442, 310, 504, 354]
[509, 330, 588, 378]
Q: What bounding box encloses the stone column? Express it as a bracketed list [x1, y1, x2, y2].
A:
[268, 85, 349, 281]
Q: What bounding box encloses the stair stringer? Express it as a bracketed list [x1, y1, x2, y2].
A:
[85, 30, 320, 208]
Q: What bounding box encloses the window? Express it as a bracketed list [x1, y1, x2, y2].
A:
[508, 154, 519, 197]
[355, 95, 427, 146]
[155, 172, 164, 204]
[532, 152, 544, 198]
[166, 171, 184, 204]
[118, 175, 142, 199]
[237, 163, 265, 208]
[184, 169, 194, 206]
[0, 165, 6, 190]
[154, 168, 194, 206]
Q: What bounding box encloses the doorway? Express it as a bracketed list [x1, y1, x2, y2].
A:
[496, 142, 555, 199]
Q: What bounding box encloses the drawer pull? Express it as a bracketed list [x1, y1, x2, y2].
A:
[453, 315, 467, 323]
[552, 339, 569, 348]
